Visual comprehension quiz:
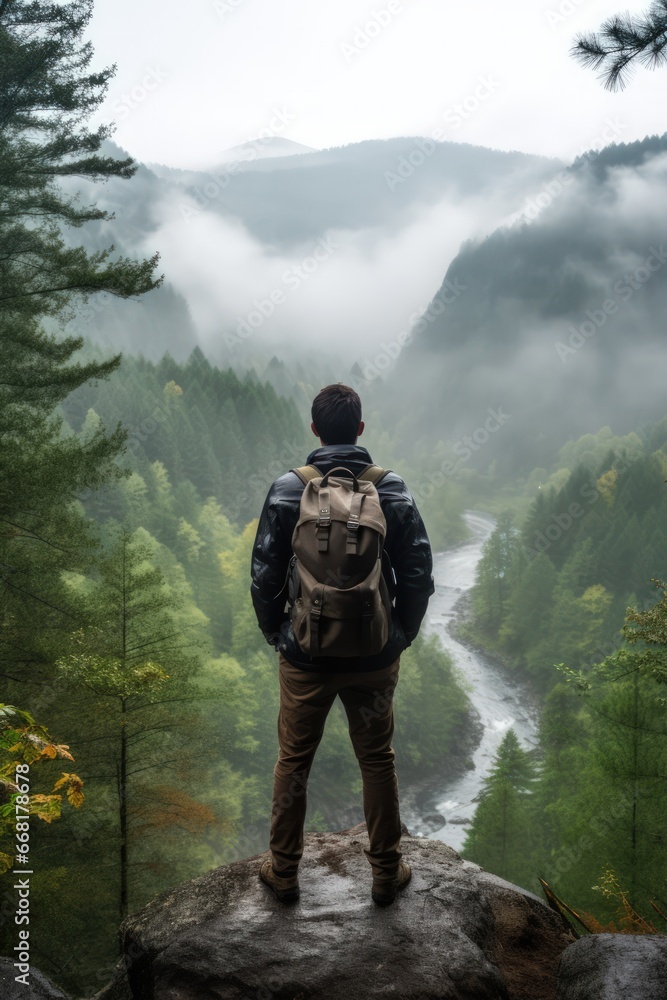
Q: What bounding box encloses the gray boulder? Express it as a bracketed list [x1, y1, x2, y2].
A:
[0, 956, 69, 1000]
[92, 822, 574, 1000]
[556, 933, 667, 999]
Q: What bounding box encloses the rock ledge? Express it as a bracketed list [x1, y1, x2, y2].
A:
[93, 822, 575, 1000]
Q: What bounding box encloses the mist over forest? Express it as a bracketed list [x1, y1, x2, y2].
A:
[3, 0, 667, 995]
[58, 129, 667, 477]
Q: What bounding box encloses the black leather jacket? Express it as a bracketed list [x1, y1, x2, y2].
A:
[250, 443, 435, 672]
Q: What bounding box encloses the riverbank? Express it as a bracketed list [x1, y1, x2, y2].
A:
[449, 590, 545, 713]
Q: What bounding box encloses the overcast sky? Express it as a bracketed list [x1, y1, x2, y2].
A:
[87, 0, 665, 169]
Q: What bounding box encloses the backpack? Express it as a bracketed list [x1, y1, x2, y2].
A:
[287, 463, 394, 658]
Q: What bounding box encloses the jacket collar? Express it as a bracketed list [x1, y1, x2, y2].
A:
[306, 443, 374, 471]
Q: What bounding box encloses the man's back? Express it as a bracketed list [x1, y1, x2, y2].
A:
[250, 440, 435, 672]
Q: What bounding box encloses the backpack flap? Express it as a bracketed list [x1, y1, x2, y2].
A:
[290, 466, 391, 658]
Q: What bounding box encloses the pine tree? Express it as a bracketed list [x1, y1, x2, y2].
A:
[499, 553, 557, 663]
[0, 0, 161, 317]
[52, 526, 215, 923]
[462, 728, 538, 888]
[472, 511, 520, 636]
[0, 0, 164, 691]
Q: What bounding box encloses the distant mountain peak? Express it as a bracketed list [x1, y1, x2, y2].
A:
[216, 137, 318, 165]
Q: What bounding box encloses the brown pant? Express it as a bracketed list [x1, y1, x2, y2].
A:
[270, 652, 402, 884]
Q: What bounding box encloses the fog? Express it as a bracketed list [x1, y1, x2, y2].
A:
[396, 136, 667, 469]
[66, 138, 557, 368]
[149, 184, 533, 366]
[61, 129, 667, 473]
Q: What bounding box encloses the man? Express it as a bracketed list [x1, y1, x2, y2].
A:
[250, 383, 434, 905]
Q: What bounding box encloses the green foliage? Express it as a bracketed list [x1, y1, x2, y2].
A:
[393, 632, 472, 777]
[60, 347, 309, 532]
[471, 511, 520, 636]
[465, 493, 667, 924]
[0, 705, 84, 873]
[462, 728, 538, 888]
[469, 433, 667, 691]
[0, 0, 161, 320]
[621, 578, 667, 683]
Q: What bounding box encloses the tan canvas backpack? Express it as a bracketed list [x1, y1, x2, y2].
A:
[288, 464, 393, 658]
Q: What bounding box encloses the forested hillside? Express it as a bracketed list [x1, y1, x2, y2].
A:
[395, 133, 667, 472]
[460, 421, 667, 930]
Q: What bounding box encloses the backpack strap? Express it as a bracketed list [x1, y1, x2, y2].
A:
[291, 465, 323, 486]
[293, 463, 391, 487]
[359, 464, 391, 486]
[346, 491, 365, 554]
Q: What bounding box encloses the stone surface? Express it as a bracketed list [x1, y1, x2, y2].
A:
[555, 933, 667, 999]
[92, 822, 575, 1000]
[0, 956, 69, 1000]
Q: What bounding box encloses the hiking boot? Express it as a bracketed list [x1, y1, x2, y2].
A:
[259, 859, 300, 902]
[371, 860, 412, 906]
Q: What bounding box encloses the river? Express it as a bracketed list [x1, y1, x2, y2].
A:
[401, 510, 542, 853]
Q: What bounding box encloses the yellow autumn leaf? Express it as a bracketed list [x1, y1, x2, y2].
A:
[54, 773, 84, 808]
[29, 793, 62, 824]
[68, 784, 84, 808]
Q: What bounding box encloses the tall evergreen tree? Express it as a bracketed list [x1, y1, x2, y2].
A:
[462, 728, 538, 887]
[0, 0, 161, 316]
[52, 526, 215, 922]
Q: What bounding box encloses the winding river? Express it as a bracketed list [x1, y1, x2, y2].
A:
[402, 510, 542, 853]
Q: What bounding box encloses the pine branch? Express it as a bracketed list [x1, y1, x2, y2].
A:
[572, 1, 667, 90]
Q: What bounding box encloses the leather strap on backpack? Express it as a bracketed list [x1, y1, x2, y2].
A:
[359, 464, 390, 486]
[292, 465, 323, 485]
[292, 463, 390, 486]
[346, 492, 365, 554]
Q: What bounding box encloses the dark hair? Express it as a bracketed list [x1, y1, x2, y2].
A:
[311, 384, 362, 444]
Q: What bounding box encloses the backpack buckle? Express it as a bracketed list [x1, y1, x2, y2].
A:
[310, 595, 323, 655]
[346, 515, 360, 555]
[316, 525, 330, 553]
